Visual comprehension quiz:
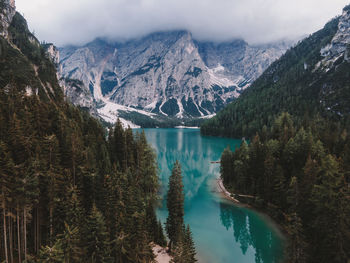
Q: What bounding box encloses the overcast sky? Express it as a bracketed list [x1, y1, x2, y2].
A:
[16, 0, 349, 47]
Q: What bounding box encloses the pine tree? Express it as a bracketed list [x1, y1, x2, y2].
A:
[183, 225, 197, 263]
[272, 112, 295, 143]
[166, 161, 184, 249]
[113, 119, 126, 171]
[286, 176, 307, 263]
[286, 213, 307, 263]
[135, 130, 158, 197]
[64, 186, 83, 229]
[59, 223, 83, 263]
[83, 204, 111, 263]
[156, 220, 167, 247]
[220, 146, 233, 185]
[38, 243, 64, 263]
[309, 154, 348, 263]
[171, 238, 185, 263]
[170, 225, 197, 263]
[236, 140, 250, 193]
[272, 164, 286, 208]
[22, 159, 40, 261]
[170, 226, 186, 263]
[125, 126, 136, 169]
[146, 201, 159, 242]
[42, 135, 64, 244]
[0, 141, 15, 263]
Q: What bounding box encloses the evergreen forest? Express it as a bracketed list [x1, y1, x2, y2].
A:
[202, 5, 350, 263]
[0, 8, 171, 263]
[219, 113, 350, 263]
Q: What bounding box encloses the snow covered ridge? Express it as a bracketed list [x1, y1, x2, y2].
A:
[56, 31, 291, 126]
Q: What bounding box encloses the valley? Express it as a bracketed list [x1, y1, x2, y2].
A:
[56, 32, 291, 127]
[1, 0, 349, 262]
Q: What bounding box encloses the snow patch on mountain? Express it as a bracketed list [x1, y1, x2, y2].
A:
[57, 31, 291, 124]
[98, 99, 157, 128]
[208, 67, 238, 88]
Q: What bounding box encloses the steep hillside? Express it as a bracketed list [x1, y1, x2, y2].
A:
[58, 32, 290, 125]
[0, 1, 166, 261]
[1, 2, 62, 102]
[0, 0, 15, 39]
[202, 6, 350, 263]
[201, 10, 350, 137]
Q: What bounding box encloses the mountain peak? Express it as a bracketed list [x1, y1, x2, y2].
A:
[58, 30, 289, 124]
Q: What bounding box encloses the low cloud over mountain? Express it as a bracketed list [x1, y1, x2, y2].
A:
[16, 0, 348, 46]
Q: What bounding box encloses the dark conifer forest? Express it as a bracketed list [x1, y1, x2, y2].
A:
[1, 0, 350, 262]
[0, 8, 167, 263]
[201, 9, 350, 263]
[219, 113, 350, 263]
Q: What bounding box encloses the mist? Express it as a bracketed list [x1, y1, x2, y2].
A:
[16, 0, 349, 46]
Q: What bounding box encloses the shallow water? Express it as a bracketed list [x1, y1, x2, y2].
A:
[139, 128, 284, 263]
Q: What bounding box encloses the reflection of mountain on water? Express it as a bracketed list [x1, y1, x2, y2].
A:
[219, 202, 284, 263]
[141, 128, 285, 263]
[148, 129, 221, 206]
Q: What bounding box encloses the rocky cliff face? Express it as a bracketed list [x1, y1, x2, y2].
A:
[43, 43, 97, 115]
[1, 2, 66, 106]
[59, 31, 290, 122]
[201, 5, 350, 137]
[44, 43, 60, 65]
[319, 6, 350, 69]
[0, 0, 16, 39]
[197, 40, 291, 85]
[315, 5, 350, 115]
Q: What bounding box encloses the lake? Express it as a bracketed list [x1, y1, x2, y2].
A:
[139, 128, 285, 263]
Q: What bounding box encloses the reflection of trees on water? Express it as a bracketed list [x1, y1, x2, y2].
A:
[219, 202, 283, 263]
[147, 129, 223, 208]
[143, 129, 284, 262]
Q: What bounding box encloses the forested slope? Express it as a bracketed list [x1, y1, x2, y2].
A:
[202, 5, 350, 263]
[201, 15, 350, 137]
[220, 113, 350, 263]
[0, 7, 166, 263]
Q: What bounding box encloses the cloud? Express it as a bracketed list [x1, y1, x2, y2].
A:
[15, 0, 349, 46]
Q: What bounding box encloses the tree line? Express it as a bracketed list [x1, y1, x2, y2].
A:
[0, 7, 199, 261]
[220, 112, 350, 263]
[0, 87, 166, 262]
[200, 16, 349, 138]
[0, 7, 171, 262]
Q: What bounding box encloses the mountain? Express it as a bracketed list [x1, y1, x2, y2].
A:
[201, 6, 350, 137]
[0, 1, 167, 261]
[0, 0, 63, 103]
[203, 5, 350, 263]
[0, 0, 15, 39]
[58, 31, 290, 126]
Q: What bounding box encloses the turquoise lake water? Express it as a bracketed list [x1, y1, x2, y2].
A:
[139, 128, 285, 263]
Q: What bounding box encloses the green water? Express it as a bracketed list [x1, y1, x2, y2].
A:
[140, 128, 285, 263]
